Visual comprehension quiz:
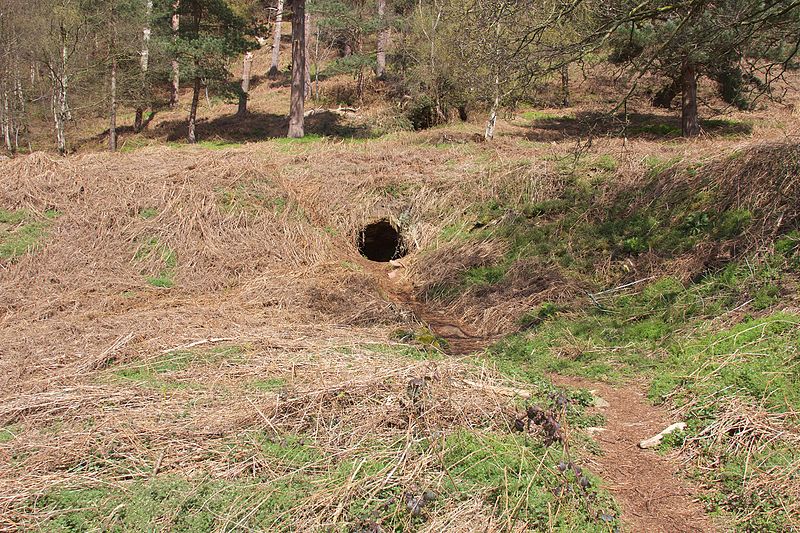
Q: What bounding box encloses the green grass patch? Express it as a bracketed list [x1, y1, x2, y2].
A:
[31, 476, 311, 532]
[650, 312, 800, 410]
[138, 207, 158, 220]
[0, 424, 22, 443]
[248, 377, 287, 391]
[590, 154, 618, 172]
[0, 208, 58, 260]
[166, 140, 243, 150]
[134, 236, 177, 288]
[441, 430, 617, 531]
[463, 264, 507, 286]
[521, 110, 574, 122]
[114, 345, 247, 387]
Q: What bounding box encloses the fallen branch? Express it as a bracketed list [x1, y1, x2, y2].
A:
[462, 379, 532, 399]
[304, 107, 359, 117]
[161, 337, 235, 354]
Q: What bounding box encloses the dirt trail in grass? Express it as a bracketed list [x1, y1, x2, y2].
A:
[552, 375, 720, 533]
[372, 261, 718, 531]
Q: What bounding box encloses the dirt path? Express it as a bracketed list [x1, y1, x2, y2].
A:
[552, 375, 720, 533]
[371, 261, 718, 531]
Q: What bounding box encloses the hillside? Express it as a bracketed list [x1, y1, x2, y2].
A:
[1, 82, 799, 533]
[3, 0, 800, 528]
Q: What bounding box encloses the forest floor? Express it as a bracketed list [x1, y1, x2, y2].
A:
[1, 46, 800, 532]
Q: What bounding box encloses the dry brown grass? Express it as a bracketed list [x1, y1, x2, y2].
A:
[0, 141, 565, 531]
[676, 397, 800, 529]
[1, 74, 799, 529]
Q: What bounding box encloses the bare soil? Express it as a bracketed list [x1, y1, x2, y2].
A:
[380, 261, 723, 532]
[552, 375, 722, 533]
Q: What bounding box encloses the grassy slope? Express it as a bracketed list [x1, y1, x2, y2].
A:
[2, 59, 799, 531]
[444, 153, 800, 530]
[4, 143, 797, 532]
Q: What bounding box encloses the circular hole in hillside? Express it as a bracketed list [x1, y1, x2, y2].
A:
[358, 219, 407, 262]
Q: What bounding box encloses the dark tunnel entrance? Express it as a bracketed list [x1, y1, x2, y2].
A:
[358, 219, 407, 262]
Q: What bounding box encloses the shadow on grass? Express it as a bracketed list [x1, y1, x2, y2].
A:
[151, 110, 373, 144]
[519, 111, 752, 142]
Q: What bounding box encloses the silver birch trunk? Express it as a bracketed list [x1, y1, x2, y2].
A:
[188, 77, 200, 143]
[484, 78, 499, 141]
[376, 0, 387, 78]
[268, 0, 284, 78]
[169, 0, 180, 107]
[314, 24, 320, 100]
[52, 78, 67, 155]
[135, 0, 153, 131]
[109, 55, 117, 151]
[484, 17, 501, 141]
[60, 37, 71, 121]
[2, 87, 11, 153]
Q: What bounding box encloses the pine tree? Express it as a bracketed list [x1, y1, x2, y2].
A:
[606, 0, 800, 137]
[169, 0, 257, 143]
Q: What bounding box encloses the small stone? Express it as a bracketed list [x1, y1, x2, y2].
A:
[639, 422, 687, 449]
[585, 426, 607, 435]
[592, 395, 610, 408]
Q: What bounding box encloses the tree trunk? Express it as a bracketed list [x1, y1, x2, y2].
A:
[681, 60, 700, 137]
[376, 0, 387, 78]
[2, 87, 12, 153]
[169, 0, 180, 107]
[314, 24, 320, 100]
[484, 85, 499, 141]
[287, 0, 306, 138]
[304, 12, 311, 99]
[60, 31, 72, 122]
[109, 55, 117, 152]
[188, 77, 200, 143]
[52, 78, 67, 155]
[268, 0, 284, 78]
[135, 0, 153, 132]
[52, 27, 70, 156]
[560, 63, 570, 107]
[238, 51, 254, 115]
[484, 19, 501, 142]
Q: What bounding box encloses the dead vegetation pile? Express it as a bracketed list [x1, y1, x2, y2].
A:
[0, 148, 410, 390]
[0, 142, 582, 530]
[677, 397, 800, 529]
[0, 331, 554, 530]
[411, 239, 581, 337]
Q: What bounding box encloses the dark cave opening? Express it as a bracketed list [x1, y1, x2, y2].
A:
[358, 219, 407, 262]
